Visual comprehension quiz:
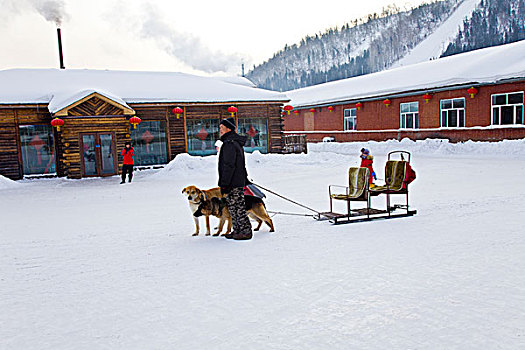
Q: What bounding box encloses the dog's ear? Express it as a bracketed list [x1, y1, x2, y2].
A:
[182, 188, 186, 194]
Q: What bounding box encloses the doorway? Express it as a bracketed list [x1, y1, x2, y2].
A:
[80, 132, 117, 177]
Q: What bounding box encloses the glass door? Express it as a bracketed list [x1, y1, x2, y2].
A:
[81, 133, 117, 177]
[99, 133, 116, 175]
[82, 134, 97, 176]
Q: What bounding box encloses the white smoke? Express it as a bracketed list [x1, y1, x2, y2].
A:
[139, 4, 244, 74]
[32, 0, 68, 26]
[3, 0, 69, 26]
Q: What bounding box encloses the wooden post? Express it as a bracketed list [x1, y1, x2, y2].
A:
[183, 106, 188, 153]
[165, 107, 172, 160]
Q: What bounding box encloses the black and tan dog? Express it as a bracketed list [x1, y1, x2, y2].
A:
[193, 194, 275, 236]
[182, 185, 224, 236]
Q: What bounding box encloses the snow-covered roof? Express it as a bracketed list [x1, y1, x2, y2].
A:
[213, 76, 256, 88]
[287, 40, 525, 108]
[48, 89, 134, 115]
[0, 69, 288, 112]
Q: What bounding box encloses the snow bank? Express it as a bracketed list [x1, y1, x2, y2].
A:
[153, 150, 341, 180]
[152, 138, 525, 181]
[309, 138, 525, 159]
[151, 153, 217, 178]
[0, 175, 20, 189]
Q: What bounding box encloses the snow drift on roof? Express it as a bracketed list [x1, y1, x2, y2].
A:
[48, 89, 133, 114]
[287, 40, 525, 107]
[0, 69, 288, 108]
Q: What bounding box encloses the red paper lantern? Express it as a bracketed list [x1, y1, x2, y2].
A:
[227, 106, 237, 117]
[383, 99, 391, 107]
[172, 107, 183, 119]
[355, 102, 363, 110]
[422, 93, 432, 103]
[50, 117, 64, 131]
[467, 87, 478, 98]
[328, 106, 335, 112]
[283, 105, 293, 115]
[309, 108, 316, 113]
[293, 110, 300, 115]
[129, 116, 141, 129]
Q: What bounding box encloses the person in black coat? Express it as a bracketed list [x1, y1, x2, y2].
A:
[218, 117, 252, 240]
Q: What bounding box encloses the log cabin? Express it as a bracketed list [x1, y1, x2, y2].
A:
[0, 70, 288, 180]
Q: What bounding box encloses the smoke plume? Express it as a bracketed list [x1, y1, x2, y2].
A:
[32, 0, 68, 26]
[139, 4, 244, 74]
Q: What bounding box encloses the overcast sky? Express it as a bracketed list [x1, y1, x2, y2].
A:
[0, 0, 430, 76]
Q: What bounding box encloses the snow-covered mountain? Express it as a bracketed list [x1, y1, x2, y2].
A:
[246, 0, 524, 92]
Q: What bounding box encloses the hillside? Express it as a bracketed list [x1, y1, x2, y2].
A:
[246, 0, 524, 92]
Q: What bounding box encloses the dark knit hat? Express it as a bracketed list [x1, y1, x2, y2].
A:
[220, 117, 236, 130]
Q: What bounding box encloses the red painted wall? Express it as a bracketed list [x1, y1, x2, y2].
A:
[284, 81, 525, 138]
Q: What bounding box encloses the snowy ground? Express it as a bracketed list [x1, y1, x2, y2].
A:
[1, 139, 525, 349]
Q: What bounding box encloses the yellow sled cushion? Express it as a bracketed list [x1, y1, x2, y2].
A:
[371, 161, 406, 192]
[331, 167, 369, 200]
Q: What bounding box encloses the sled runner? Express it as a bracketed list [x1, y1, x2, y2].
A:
[315, 151, 417, 224]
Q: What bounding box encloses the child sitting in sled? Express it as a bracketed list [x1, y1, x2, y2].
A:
[360, 148, 377, 187]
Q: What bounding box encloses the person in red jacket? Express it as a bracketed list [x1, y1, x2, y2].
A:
[120, 142, 134, 184]
[360, 148, 377, 187]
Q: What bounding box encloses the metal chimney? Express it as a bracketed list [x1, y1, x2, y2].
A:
[57, 28, 65, 69]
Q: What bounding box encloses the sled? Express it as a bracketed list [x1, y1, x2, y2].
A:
[315, 151, 417, 224]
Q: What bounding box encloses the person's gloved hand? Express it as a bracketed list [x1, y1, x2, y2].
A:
[371, 172, 377, 180]
[221, 186, 232, 195]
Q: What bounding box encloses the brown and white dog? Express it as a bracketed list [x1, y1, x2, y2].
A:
[194, 193, 275, 236]
[182, 185, 224, 236]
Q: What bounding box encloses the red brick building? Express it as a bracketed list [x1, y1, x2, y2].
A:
[284, 41, 525, 142]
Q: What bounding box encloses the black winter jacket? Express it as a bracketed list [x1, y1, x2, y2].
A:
[218, 131, 248, 189]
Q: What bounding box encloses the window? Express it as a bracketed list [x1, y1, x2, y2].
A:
[491, 92, 523, 125]
[440, 98, 465, 128]
[400, 102, 419, 129]
[19, 125, 56, 175]
[186, 118, 220, 156]
[130, 120, 168, 165]
[238, 118, 268, 154]
[343, 108, 357, 131]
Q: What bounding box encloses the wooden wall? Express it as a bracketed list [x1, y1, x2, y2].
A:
[57, 116, 130, 179]
[0, 107, 54, 180]
[68, 96, 124, 117]
[130, 103, 285, 160]
[266, 104, 284, 153]
[0, 109, 20, 179]
[0, 102, 285, 180]
[130, 105, 185, 161]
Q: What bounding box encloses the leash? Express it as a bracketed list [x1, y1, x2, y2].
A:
[267, 210, 315, 217]
[251, 182, 322, 216]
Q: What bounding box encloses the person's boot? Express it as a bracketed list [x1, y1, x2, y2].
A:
[233, 232, 252, 240]
[224, 232, 237, 239]
[120, 179, 125, 184]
